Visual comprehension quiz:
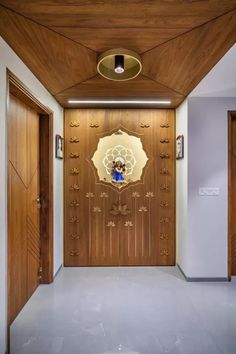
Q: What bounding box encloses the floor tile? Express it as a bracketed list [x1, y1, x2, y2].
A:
[10, 267, 236, 354]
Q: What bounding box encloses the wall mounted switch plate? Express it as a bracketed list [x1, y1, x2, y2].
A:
[199, 187, 220, 196]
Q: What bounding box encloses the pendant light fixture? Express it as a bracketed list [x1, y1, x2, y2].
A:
[114, 55, 125, 74]
[97, 48, 142, 81]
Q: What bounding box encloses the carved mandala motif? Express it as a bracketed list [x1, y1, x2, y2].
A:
[103, 144, 136, 176]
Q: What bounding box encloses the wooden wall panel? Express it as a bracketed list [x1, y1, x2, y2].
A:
[64, 109, 175, 266]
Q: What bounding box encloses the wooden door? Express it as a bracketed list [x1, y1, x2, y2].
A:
[8, 93, 41, 324]
[64, 109, 175, 266]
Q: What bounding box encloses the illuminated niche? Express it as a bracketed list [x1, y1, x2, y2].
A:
[91, 130, 148, 189]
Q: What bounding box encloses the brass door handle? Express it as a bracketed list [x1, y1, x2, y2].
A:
[35, 195, 41, 209]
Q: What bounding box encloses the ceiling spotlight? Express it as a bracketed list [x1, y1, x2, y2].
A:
[114, 55, 124, 74]
[97, 48, 142, 81]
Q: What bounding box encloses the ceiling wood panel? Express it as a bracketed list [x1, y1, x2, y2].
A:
[0, 1, 236, 108]
[0, 7, 97, 94]
[142, 10, 236, 95]
[56, 75, 184, 108]
[49, 27, 187, 54]
[1, 0, 236, 30]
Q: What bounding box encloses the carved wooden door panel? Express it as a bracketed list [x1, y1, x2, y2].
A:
[8, 94, 41, 324]
[64, 109, 175, 266]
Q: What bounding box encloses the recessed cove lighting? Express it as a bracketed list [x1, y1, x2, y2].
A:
[68, 100, 171, 105]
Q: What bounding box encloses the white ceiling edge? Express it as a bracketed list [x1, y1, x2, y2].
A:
[190, 44, 236, 97]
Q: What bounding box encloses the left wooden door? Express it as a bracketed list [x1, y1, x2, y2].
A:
[8, 93, 41, 324]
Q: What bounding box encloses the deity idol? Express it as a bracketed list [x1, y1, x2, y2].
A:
[111, 160, 126, 184]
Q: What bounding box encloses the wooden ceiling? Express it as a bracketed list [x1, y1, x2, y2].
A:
[0, 1, 236, 108]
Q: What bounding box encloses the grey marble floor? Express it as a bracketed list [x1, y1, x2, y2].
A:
[11, 267, 236, 354]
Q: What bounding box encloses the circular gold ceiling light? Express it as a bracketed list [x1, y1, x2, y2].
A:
[97, 48, 142, 81]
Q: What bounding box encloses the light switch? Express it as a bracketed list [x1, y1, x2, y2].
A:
[199, 187, 220, 196]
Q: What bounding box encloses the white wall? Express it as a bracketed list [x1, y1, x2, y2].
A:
[187, 97, 236, 278]
[0, 37, 63, 354]
[191, 44, 236, 98]
[176, 97, 236, 279]
[176, 100, 189, 273]
[175, 42, 236, 279]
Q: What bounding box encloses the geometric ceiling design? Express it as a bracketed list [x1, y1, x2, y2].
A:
[0, 1, 236, 108]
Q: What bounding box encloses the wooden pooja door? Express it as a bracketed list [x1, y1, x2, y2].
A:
[8, 94, 41, 324]
[64, 109, 175, 266]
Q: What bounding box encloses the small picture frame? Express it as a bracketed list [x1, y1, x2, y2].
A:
[55, 134, 63, 159]
[176, 135, 184, 159]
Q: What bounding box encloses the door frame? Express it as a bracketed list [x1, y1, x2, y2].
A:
[228, 111, 236, 280]
[7, 70, 54, 323]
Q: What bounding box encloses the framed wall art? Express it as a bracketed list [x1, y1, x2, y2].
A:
[55, 134, 63, 159]
[176, 135, 184, 159]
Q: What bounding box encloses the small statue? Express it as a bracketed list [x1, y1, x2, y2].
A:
[111, 160, 126, 184]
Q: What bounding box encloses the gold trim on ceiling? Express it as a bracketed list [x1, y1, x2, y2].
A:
[97, 48, 142, 81]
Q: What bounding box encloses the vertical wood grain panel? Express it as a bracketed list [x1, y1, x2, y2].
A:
[8, 94, 41, 324]
[64, 109, 175, 266]
[39, 114, 54, 283]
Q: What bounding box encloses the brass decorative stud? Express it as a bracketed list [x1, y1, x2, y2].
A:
[70, 137, 80, 143]
[69, 153, 80, 158]
[145, 192, 154, 198]
[160, 217, 169, 223]
[132, 191, 140, 198]
[140, 123, 150, 128]
[100, 192, 108, 198]
[86, 192, 94, 198]
[70, 121, 80, 127]
[160, 249, 169, 256]
[70, 200, 79, 207]
[159, 152, 170, 159]
[160, 168, 169, 175]
[160, 233, 169, 240]
[160, 123, 170, 128]
[71, 234, 80, 240]
[70, 168, 79, 175]
[70, 250, 79, 256]
[90, 123, 99, 128]
[93, 206, 102, 212]
[110, 200, 131, 216]
[160, 201, 169, 207]
[138, 206, 148, 212]
[124, 221, 133, 227]
[160, 184, 170, 191]
[70, 184, 80, 191]
[160, 138, 170, 143]
[107, 221, 116, 227]
[69, 216, 79, 223]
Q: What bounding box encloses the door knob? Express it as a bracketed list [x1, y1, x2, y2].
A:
[35, 195, 41, 209]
